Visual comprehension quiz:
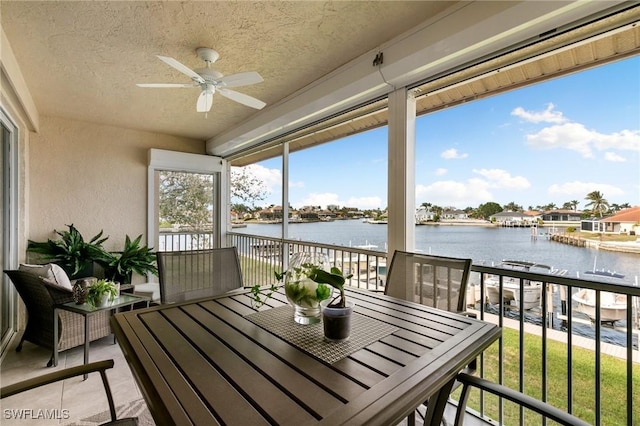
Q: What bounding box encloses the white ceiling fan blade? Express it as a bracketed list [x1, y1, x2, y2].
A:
[157, 55, 205, 84]
[217, 88, 266, 109]
[196, 90, 214, 112]
[217, 71, 263, 88]
[136, 83, 197, 88]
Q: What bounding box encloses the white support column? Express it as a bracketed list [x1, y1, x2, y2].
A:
[387, 87, 416, 263]
[282, 142, 290, 264]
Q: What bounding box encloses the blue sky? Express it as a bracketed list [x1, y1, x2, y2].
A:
[236, 56, 639, 211]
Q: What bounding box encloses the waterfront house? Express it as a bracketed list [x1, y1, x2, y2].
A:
[490, 211, 532, 226]
[415, 206, 436, 223]
[441, 209, 468, 220]
[2, 2, 639, 425]
[541, 209, 583, 222]
[597, 206, 640, 235]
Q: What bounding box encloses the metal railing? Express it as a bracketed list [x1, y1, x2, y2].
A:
[158, 231, 215, 251]
[467, 263, 639, 425]
[167, 230, 639, 425]
[227, 232, 387, 291]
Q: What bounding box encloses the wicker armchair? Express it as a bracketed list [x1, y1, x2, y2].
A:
[4, 270, 112, 366]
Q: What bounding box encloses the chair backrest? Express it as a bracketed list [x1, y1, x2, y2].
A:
[385, 251, 472, 312]
[157, 247, 243, 304]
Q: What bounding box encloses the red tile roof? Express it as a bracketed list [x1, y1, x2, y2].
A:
[600, 206, 640, 223]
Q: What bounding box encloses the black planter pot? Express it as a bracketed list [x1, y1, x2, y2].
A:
[62, 262, 94, 280]
[322, 301, 354, 342]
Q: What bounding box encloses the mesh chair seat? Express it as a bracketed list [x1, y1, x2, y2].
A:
[385, 251, 472, 313]
[157, 247, 243, 304]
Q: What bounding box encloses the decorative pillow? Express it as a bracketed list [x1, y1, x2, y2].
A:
[47, 263, 73, 291]
[18, 263, 53, 279]
[18, 263, 73, 292]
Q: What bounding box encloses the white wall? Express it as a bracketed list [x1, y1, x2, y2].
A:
[28, 116, 205, 253]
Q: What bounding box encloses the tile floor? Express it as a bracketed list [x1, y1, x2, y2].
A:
[1, 334, 148, 425]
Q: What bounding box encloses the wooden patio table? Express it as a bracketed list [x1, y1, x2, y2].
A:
[111, 286, 500, 426]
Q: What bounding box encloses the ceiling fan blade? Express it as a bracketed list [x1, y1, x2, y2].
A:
[217, 71, 263, 88]
[217, 88, 266, 110]
[196, 90, 214, 112]
[136, 83, 197, 88]
[157, 55, 205, 84]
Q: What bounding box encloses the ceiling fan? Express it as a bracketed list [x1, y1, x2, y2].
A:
[137, 47, 266, 113]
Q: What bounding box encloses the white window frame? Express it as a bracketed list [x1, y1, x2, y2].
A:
[147, 148, 225, 263]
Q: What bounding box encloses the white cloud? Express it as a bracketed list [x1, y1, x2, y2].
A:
[441, 148, 468, 159]
[289, 180, 305, 188]
[547, 181, 625, 198]
[511, 103, 567, 123]
[472, 169, 531, 189]
[416, 180, 493, 207]
[298, 192, 340, 209]
[604, 152, 626, 162]
[345, 196, 383, 210]
[235, 164, 282, 192]
[435, 168, 447, 176]
[524, 121, 639, 158]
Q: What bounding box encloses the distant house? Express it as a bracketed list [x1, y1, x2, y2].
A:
[581, 218, 606, 233]
[596, 206, 640, 234]
[524, 210, 542, 221]
[256, 206, 284, 221]
[441, 209, 468, 220]
[541, 209, 582, 222]
[415, 207, 436, 223]
[490, 211, 530, 225]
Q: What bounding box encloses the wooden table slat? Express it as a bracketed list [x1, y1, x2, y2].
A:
[178, 303, 343, 420]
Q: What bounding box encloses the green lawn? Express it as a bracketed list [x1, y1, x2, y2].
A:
[454, 328, 639, 425]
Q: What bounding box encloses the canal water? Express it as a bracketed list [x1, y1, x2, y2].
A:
[235, 220, 640, 284]
[235, 220, 640, 349]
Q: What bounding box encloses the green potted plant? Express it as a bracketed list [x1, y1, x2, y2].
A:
[308, 265, 354, 342]
[86, 279, 118, 308]
[98, 234, 158, 284]
[27, 224, 109, 279]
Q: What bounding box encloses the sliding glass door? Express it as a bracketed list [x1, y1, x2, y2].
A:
[1, 110, 18, 352]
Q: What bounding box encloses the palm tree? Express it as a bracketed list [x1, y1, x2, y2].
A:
[504, 201, 522, 212]
[570, 200, 579, 211]
[584, 191, 609, 217]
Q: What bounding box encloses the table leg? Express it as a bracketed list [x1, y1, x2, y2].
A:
[83, 314, 90, 380]
[423, 379, 455, 426]
[53, 308, 59, 367]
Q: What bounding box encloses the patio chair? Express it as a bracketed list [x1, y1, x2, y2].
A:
[385, 250, 472, 313]
[4, 269, 112, 367]
[454, 372, 590, 426]
[1, 359, 138, 425]
[157, 247, 244, 304]
[385, 251, 473, 425]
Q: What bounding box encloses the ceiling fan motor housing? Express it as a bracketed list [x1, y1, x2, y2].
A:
[196, 47, 220, 64]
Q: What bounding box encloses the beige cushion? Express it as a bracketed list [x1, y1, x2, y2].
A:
[133, 282, 160, 302]
[18, 263, 73, 292]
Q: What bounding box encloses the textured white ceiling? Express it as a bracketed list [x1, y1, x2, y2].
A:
[1, 1, 455, 141]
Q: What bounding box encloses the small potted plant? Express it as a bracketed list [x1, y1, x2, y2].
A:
[307, 266, 354, 341]
[86, 279, 118, 308]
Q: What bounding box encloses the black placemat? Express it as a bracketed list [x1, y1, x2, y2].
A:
[245, 305, 398, 364]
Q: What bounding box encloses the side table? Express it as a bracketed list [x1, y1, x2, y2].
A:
[53, 293, 150, 379]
